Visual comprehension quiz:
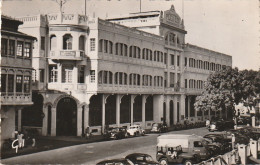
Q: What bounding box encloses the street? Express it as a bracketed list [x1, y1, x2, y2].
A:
[2, 127, 209, 164]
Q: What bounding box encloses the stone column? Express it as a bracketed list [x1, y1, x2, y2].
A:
[116, 95, 121, 127]
[165, 96, 170, 126]
[84, 105, 89, 129]
[173, 96, 178, 124]
[180, 95, 185, 122]
[42, 106, 48, 136]
[131, 95, 136, 125]
[77, 106, 82, 136]
[51, 107, 56, 136]
[57, 63, 62, 83]
[142, 95, 146, 128]
[102, 94, 106, 134]
[18, 109, 22, 132]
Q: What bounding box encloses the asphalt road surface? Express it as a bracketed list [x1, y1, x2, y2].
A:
[2, 127, 209, 164]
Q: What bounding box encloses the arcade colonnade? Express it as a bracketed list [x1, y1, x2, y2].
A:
[35, 93, 206, 136]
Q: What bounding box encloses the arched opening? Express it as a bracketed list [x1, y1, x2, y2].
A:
[22, 93, 43, 127]
[56, 97, 77, 136]
[133, 95, 142, 122]
[50, 35, 57, 50]
[163, 102, 166, 123]
[105, 95, 116, 125]
[145, 96, 153, 121]
[63, 34, 73, 50]
[89, 94, 102, 126]
[47, 105, 52, 135]
[120, 95, 131, 124]
[170, 100, 174, 125]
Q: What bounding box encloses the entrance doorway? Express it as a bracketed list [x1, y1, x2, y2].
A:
[56, 97, 77, 136]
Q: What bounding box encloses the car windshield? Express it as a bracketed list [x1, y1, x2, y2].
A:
[145, 156, 153, 161]
[152, 123, 159, 127]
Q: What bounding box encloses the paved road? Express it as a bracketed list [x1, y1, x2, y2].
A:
[2, 127, 209, 165]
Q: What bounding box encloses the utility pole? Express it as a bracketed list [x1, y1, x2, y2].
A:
[140, 0, 142, 13]
[55, 0, 68, 14]
[85, 0, 87, 16]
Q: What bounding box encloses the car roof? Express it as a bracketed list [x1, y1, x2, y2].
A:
[126, 153, 151, 157]
[97, 158, 127, 164]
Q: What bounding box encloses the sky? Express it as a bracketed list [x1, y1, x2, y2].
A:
[1, 0, 259, 71]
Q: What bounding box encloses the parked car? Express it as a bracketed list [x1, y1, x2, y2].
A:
[127, 125, 145, 136]
[96, 158, 132, 165]
[104, 127, 128, 140]
[208, 118, 234, 132]
[203, 133, 232, 154]
[125, 153, 158, 165]
[151, 123, 168, 133]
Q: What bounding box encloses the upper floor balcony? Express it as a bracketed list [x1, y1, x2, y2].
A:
[1, 93, 33, 105]
[49, 50, 85, 61]
[97, 84, 164, 94]
[48, 83, 87, 92]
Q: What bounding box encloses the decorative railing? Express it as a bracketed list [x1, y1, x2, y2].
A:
[1, 93, 32, 105]
[49, 50, 85, 60]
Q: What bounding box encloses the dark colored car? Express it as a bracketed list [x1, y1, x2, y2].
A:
[96, 158, 131, 165]
[150, 123, 168, 133]
[208, 118, 234, 132]
[104, 127, 128, 140]
[125, 153, 158, 165]
[203, 133, 231, 154]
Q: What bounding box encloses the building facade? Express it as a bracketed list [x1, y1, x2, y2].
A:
[1, 15, 35, 142]
[15, 5, 232, 136]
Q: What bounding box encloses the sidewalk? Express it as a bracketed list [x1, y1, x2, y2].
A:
[1, 135, 104, 159]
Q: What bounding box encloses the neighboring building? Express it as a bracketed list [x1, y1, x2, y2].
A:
[15, 5, 232, 137]
[1, 15, 36, 143]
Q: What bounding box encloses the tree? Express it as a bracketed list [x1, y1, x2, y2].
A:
[194, 67, 259, 119]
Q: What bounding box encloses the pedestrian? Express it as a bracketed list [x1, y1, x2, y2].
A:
[17, 131, 24, 148]
[231, 134, 236, 150]
[206, 119, 210, 128]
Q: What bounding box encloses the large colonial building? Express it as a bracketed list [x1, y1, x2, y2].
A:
[14, 5, 232, 137]
[1, 15, 35, 142]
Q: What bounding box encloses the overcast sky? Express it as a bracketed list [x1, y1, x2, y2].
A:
[2, 0, 259, 70]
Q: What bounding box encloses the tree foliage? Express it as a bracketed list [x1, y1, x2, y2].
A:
[194, 67, 260, 117]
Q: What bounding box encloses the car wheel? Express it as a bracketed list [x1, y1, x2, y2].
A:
[159, 158, 168, 165]
[194, 155, 201, 163]
[184, 160, 193, 165]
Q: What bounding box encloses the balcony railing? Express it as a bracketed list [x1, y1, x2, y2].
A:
[49, 50, 85, 60]
[1, 93, 32, 105]
[48, 83, 87, 91]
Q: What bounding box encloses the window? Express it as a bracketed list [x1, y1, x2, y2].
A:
[185, 57, 187, 66]
[16, 75, 23, 92]
[90, 38, 95, 51]
[171, 55, 175, 65]
[194, 141, 203, 147]
[24, 76, 30, 93]
[62, 65, 73, 83]
[49, 65, 58, 82]
[109, 72, 113, 84]
[109, 41, 113, 54]
[50, 35, 57, 51]
[103, 71, 108, 84]
[124, 73, 127, 85]
[78, 66, 85, 83]
[17, 41, 23, 57]
[115, 72, 118, 84]
[79, 36, 85, 51]
[119, 72, 123, 85]
[124, 44, 127, 56]
[99, 39, 103, 52]
[177, 55, 180, 66]
[98, 71, 102, 84]
[90, 70, 95, 83]
[8, 40, 15, 56]
[164, 53, 167, 64]
[41, 37, 45, 50]
[39, 69, 44, 83]
[1, 38, 7, 56]
[24, 42, 31, 58]
[63, 34, 72, 50]
[185, 79, 187, 88]
[1, 74, 7, 92]
[8, 75, 14, 92]
[104, 40, 108, 53]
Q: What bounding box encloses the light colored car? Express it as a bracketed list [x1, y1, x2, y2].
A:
[127, 125, 145, 136]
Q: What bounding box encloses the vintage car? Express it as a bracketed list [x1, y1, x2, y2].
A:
[203, 133, 232, 154]
[104, 127, 128, 140]
[208, 118, 234, 132]
[150, 123, 168, 133]
[127, 125, 145, 136]
[96, 158, 132, 165]
[125, 153, 158, 165]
